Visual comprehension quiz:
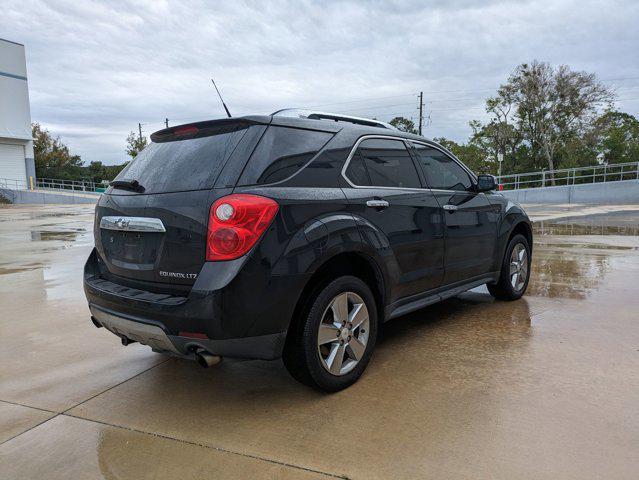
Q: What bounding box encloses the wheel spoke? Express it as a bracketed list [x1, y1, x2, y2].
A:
[346, 336, 365, 361]
[511, 272, 519, 288]
[326, 343, 346, 375]
[509, 261, 518, 275]
[330, 293, 349, 324]
[318, 323, 339, 345]
[518, 247, 525, 262]
[349, 303, 368, 329]
[318, 291, 369, 376]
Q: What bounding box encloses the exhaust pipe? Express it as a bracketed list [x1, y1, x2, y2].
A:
[91, 316, 103, 328]
[195, 348, 222, 368]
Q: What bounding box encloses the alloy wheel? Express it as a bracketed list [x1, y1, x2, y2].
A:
[509, 243, 529, 292]
[317, 291, 370, 376]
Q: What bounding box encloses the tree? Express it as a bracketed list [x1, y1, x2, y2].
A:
[32, 123, 84, 179]
[82, 160, 129, 183]
[389, 116, 418, 134]
[86, 161, 106, 183]
[103, 162, 129, 180]
[591, 111, 639, 164]
[433, 137, 494, 174]
[126, 131, 148, 159]
[485, 61, 614, 182]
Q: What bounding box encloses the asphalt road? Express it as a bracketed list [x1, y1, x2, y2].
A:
[1, 204, 638, 479]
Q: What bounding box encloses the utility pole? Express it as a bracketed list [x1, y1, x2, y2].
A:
[165, 118, 169, 128]
[418, 91, 424, 136]
[138, 123, 143, 140]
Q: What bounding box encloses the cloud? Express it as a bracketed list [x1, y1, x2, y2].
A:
[2, 0, 638, 164]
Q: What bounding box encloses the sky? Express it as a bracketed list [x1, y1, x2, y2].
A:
[2, 0, 639, 165]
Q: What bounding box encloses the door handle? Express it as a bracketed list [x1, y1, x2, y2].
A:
[366, 199, 390, 210]
[443, 204, 458, 212]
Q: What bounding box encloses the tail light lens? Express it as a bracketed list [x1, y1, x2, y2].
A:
[206, 194, 279, 261]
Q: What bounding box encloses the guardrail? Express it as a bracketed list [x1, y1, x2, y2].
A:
[0, 177, 29, 190]
[3, 162, 639, 196]
[36, 178, 104, 192]
[496, 162, 639, 190]
[0, 177, 105, 193]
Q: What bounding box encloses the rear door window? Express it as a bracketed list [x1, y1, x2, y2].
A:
[114, 127, 248, 194]
[412, 144, 473, 191]
[238, 126, 333, 185]
[346, 138, 421, 188]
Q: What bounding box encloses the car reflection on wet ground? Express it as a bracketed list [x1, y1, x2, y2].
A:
[1, 204, 638, 479]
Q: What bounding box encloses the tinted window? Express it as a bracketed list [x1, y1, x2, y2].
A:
[286, 146, 352, 188]
[348, 138, 420, 188]
[238, 126, 333, 185]
[344, 153, 370, 186]
[413, 144, 472, 191]
[115, 127, 248, 194]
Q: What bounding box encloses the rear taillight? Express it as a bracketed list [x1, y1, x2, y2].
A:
[206, 194, 279, 261]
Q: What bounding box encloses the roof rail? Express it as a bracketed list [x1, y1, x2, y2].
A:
[271, 108, 397, 130]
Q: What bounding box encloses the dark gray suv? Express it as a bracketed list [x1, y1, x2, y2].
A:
[84, 109, 532, 392]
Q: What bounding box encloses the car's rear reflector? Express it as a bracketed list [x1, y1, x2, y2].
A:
[179, 331, 209, 339]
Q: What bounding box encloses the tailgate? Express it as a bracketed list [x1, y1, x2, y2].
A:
[93, 119, 264, 287]
[95, 188, 232, 286]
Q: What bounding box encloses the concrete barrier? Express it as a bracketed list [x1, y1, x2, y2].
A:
[0, 188, 98, 205]
[501, 179, 639, 205]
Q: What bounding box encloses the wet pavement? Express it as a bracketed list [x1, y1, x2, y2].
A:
[1, 204, 638, 479]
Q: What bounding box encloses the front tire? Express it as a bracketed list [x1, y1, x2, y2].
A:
[283, 276, 378, 392]
[488, 234, 531, 300]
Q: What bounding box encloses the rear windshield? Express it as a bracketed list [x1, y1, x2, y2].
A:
[113, 127, 248, 194]
[237, 126, 333, 185]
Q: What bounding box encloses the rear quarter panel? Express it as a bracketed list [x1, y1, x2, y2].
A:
[224, 186, 364, 335]
[486, 193, 533, 271]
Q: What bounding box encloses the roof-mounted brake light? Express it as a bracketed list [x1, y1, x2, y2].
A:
[174, 125, 199, 137]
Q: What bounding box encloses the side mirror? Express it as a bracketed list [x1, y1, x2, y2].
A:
[476, 174, 496, 192]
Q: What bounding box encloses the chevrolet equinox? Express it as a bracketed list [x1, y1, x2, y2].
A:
[84, 109, 532, 392]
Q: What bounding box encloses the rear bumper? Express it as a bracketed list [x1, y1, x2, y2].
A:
[90, 304, 286, 360]
[84, 248, 306, 360]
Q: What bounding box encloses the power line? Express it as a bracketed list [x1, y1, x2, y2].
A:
[311, 84, 639, 116]
[371, 110, 419, 118]
[305, 93, 419, 109]
[303, 76, 639, 111]
[601, 76, 639, 82]
[334, 102, 416, 113]
[144, 86, 639, 135]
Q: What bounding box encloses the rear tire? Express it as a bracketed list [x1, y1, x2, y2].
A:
[487, 233, 531, 301]
[283, 275, 378, 392]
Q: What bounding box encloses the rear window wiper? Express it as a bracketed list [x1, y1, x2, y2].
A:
[110, 179, 145, 193]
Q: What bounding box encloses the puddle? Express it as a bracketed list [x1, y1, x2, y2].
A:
[534, 221, 639, 236]
[538, 241, 638, 251]
[30, 229, 86, 242]
[0, 266, 40, 275]
[527, 251, 610, 299]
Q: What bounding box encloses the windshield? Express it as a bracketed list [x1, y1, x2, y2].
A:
[114, 127, 248, 194]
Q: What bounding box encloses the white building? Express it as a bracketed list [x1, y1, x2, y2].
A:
[0, 38, 34, 187]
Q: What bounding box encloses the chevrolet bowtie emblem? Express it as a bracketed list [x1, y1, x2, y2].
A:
[115, 218, 130, 229]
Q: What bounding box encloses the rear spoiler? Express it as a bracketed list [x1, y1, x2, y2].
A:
[271, 108, 397, 130]
[150, 116, 271, 143]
